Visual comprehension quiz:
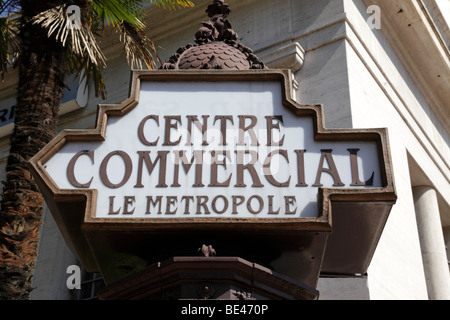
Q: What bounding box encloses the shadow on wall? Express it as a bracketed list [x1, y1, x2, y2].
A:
[317, 276, 370, 300]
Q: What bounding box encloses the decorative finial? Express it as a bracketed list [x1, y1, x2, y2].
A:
[195, 0, 236, 45]
[206, 0, 231, 18]
[160, 0, 266, 70]
[198, 244, 217, 257]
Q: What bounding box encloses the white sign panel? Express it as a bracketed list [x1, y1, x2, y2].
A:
[43, 81, 381, 219]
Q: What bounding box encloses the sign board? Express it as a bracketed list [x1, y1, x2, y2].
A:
[44, 81, 382, 221]
[29, 70, 396, 282]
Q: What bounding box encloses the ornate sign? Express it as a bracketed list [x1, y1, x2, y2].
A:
[29, 70, 396, 283]
[39, 72, 384, 221]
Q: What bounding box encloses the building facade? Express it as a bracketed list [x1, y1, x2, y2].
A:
[0, 0, 449, 300]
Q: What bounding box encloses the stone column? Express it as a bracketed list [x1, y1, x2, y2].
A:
[444, 227, 450, 271]
[413, 186, 450, 300]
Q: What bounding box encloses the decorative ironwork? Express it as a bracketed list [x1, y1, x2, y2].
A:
[198, 283, 216, 299]
[161, 0, 265, 70]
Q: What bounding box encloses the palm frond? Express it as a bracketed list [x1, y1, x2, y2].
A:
[91, 0, 145, 29]
[30, 0, 195, 96]
[67, 51, 107, 99]
[84, 58, 107, 100]
[149, 0, 194, 10]
[116, 0, 193, 70]
[31, 4, 106, 69]
[120, 20, 160, 70]
[0, 16, 19, 80]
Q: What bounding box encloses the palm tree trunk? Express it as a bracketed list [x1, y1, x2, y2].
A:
[0, 1, 66, 300]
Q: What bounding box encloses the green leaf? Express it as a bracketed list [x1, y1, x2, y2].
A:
[91, 0, 145, 29]
[0, 16, 18, 80]
[148, 0, 194, 10]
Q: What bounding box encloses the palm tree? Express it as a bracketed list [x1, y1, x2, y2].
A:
[0, 0, 193, 300]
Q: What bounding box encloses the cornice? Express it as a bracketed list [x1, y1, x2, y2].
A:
[361, 0, 449, 136]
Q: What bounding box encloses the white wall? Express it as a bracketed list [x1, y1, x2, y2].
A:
[293, 0, 448, 299]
